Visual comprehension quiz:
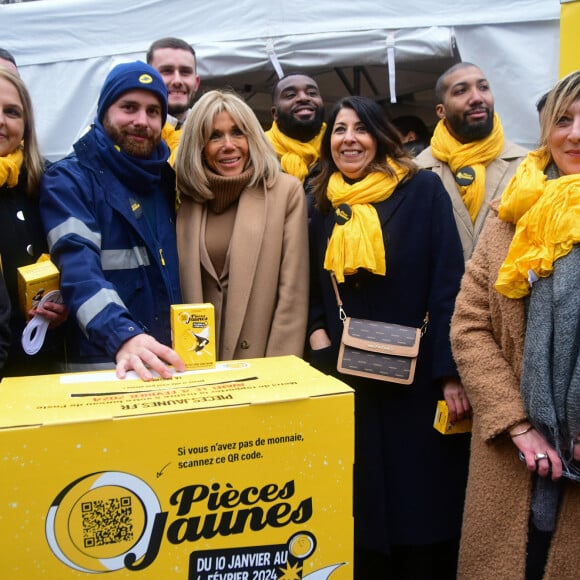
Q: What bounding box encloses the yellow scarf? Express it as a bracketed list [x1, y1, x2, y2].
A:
[431, 112, 504, 223]
[162, 123, 182, 168]
[495, 147, 580, 298]
[0, 148, 24, 188]
[265, 121, 326, 183]
[324, 161, 409, 282]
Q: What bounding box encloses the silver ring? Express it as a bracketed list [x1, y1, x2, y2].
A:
[534, 452, 548, 461]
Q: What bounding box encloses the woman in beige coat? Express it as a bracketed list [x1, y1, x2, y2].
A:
[451, 71, 580, 580]
[174, 90, 308, 361]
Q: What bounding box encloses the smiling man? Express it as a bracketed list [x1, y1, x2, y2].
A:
[416, 62, 528, 261]
[40, 61, 185, 380]
[266, 73, 326, 217]
[147, 37, 200, 129]
[147, 38, 200, 165]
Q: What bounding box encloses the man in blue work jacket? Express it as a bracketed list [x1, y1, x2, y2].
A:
[41, 61, 185, 380]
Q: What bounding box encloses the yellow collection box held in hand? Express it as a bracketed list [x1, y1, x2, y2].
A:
[17, 253, 60, 315]
[171, 303, 216, 370]
[433, 400, 473, 435]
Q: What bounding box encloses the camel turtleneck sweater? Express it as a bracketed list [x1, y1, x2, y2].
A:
[200, 166, 254, 358]
[204, 166, 254, 275]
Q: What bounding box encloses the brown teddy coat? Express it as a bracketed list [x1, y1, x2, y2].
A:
[451, 200, 580, 579]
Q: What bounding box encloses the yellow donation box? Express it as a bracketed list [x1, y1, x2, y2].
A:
[0, 356, 353, 579]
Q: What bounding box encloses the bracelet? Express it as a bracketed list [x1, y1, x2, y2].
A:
[510, 424, 533, 438]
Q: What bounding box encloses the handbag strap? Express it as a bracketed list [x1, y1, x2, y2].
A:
[330, 272, 347, 323]
[330, 270, 429, 332]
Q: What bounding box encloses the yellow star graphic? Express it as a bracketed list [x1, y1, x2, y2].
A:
[278, 561, 302, 580]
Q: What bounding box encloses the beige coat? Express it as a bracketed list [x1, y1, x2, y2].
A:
[416, 140, 528, 261]
[176, 172, 308, 361]
[451, 201, 580, 579]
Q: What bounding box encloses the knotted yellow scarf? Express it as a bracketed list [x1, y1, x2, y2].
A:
[431, 112, 504, 223]
[324, 161, 409, 282]
[265, 121, 326, 183]
[162, 123, 182, 168]
[0, 148, 23, 188]
[495, 147, 580, 298]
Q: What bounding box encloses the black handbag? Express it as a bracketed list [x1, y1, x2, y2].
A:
[331, 273, 428, 385]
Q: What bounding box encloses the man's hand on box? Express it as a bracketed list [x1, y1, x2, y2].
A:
[116, 334, 186, 381]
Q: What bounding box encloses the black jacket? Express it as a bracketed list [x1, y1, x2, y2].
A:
[0, 172, 64, 377]
[307, 169, 470, 551]
[0, 272, 10, 373]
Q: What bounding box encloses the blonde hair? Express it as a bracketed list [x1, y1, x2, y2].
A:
[175, 90, 280, 201]
[0, 68, 44, 195]
[540, 70, 580, 154]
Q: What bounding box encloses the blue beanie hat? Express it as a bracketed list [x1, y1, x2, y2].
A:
[97, 61, 168, 124]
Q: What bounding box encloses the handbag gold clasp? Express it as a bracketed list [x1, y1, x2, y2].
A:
[420, 312, 430, 337]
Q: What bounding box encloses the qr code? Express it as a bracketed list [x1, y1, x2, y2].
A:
[81, 496, 134, 548]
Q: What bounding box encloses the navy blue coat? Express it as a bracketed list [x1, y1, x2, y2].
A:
[0, 272, 10, 372]
[40, 130, 181, 364]
[308, 169, 470, 552]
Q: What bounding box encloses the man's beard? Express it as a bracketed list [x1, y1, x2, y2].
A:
[448, 106, 494, 142]
[276, 107, 325, 142]
[168, 90, 196, 118]
[103, 118, 160, 158]
[168, 103, 189, 117]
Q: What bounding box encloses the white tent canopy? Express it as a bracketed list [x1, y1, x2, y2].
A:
[1, 0, 560, 161]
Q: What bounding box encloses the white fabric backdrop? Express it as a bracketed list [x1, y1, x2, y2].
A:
[0, 0, 560, 160]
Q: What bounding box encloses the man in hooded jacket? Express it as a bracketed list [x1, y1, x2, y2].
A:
[41, 61, 185, 381]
